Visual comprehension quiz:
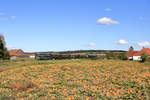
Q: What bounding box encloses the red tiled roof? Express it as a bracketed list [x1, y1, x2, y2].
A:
[134, 48, 150, 56]
[9, 49, 30, 57]
[126, 51, 138, 57]
[11, 54, 30, 57]
[9, 49, 23, 56]
[126, 48, 150, 57]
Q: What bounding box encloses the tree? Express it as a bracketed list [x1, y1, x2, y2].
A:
[141, 52, 147, 62]
[106, 51, 114, 59]
[3, 48, 10, 60]
[0, 34, 10, 60]
[129, 46, 134, 51]
[120, 52, 128, 60]
[0, 35, 4, 59]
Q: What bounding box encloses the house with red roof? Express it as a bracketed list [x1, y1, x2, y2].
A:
[9, 49, 35, 59]
[126, 51, 138, 60]
[126, 48, 150, 61]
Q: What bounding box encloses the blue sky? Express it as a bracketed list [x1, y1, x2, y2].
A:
[0, 0, 150, 52]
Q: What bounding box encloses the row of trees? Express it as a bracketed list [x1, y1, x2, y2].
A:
[105, 52, 127, 60]
[0, 34, 10, 60]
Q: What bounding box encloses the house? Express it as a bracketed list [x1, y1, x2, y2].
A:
[126, 48, 150, 61]
[126, 51, 138, 60]
[9, 49, 35, 59]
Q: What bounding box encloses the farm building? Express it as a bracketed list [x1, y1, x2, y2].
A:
[126, 51, 138, 60]
[126, 48, 150, 61]
[9, 49, 35, 59]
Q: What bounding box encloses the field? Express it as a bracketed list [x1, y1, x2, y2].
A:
[0, 59, 150, 100]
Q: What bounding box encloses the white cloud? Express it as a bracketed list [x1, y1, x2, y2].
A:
[88, 43, 96, 47]
[0, 12, 4, 16]
[105, 8, 111, 11]
[11, 16, 16, 20]
[0, 17, 8, 21]
[97, 17, 119, 25]
[137, 41, 150, 47]
[115, 40, 128, 45]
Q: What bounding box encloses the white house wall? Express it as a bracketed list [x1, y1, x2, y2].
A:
[133, 56, 141, 61]
[30, 55, 35, 58]
[128, 57, 133, 60]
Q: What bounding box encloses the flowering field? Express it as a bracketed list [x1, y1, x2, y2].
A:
[0, 59, 150, 100]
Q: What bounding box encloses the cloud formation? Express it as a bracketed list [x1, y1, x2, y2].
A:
[137, 41, 150, 47]
[97, 17, 119, 25]
[105, 8, 111, 11]
[11, 16, 16, 20]
[88, 43, 96, 47]
[115, 40, 128, 45]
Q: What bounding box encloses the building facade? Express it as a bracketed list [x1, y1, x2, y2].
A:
[9, 49, 35, 59]
[126, 48, 150, 61]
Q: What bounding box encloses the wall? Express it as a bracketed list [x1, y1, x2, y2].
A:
[133, 56, 142, 61]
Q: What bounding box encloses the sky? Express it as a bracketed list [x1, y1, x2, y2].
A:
[0, 0, 150, 52]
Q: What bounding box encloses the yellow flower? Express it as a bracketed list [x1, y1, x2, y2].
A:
[86, 97, 89, 100]
[29, 94, 32, 98]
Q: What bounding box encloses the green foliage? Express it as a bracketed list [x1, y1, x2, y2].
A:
[141, 52, 147, 62]
[105, 52, 127, 60]
[117, 53, 128, 60]
[88, 54, 98, 60]
[0, 35, 10, 60]
[3, 48, 10, 60]
[106, 51, 114, 59]
[129, 46, 134, 51]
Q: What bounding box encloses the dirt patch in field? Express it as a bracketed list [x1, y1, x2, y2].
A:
[0, 67, 6, 72]
[6, 80, 35, 91]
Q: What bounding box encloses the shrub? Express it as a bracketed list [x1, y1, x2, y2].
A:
[106, 51, 114, 59]
[88, 54, 98, 60]
[119, 53, 128, 60]
[141, 52, 147, 62]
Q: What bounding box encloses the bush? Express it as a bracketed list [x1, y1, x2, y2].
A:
[119, 53, 128, 60]
[141, 52, 147, 62]
[106, 51, 114, 59]
[88, 54, 98, 60]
